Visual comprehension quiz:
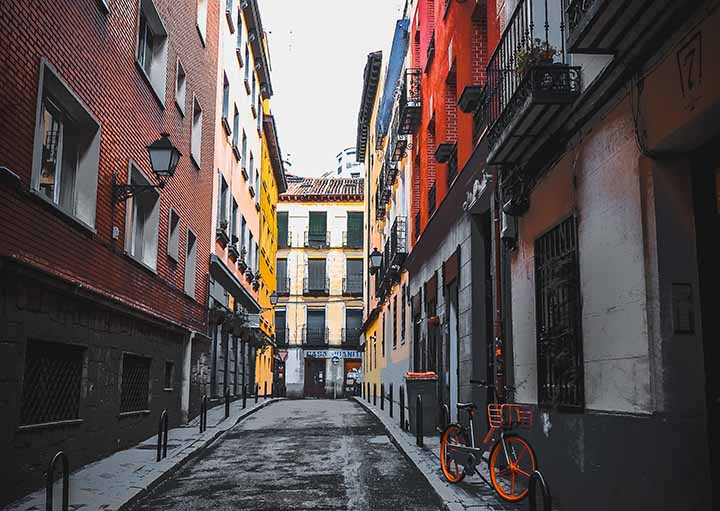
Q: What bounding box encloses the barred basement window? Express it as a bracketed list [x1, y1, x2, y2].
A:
[21, 340, 84, 426]
[120, 354, 151, 413]
[535, 216, 584, 410]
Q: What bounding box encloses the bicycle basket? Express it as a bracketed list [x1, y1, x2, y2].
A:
[487, 404, 533, 430]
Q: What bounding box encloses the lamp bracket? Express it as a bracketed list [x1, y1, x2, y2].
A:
[112, 173, 166, 203]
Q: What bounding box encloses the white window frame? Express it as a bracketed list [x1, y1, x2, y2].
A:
[31, 59, 101, 230]
[124, 161, 160, 271]
[196, 0, 208, 45]
[175, 59, 186, 116]
[167, 208, 180, 261]
[136, 0, 168, 106]
[190, 95, 203, 167]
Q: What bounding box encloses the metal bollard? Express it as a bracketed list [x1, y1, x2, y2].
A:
[242, 384, 247, 409]
[157, 410, 168, 462]
[389, 383, 394, 418]
[255, 383, 259, 404]
[224, 387, 230, 419]
[46, 451, 69, 511]
[529, 470, 552, 511]
[373, 383, 377, 406]
[380, 383, 385, 410]
[200, 395, 208, 433]
[399, 385, 405, 431]
[416, 395, 423, 447]
[367, 383, 370, 402]
[264, 381, 268, 398]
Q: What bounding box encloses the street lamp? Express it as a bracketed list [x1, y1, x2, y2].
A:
[269, 291, 278, 306]
[369, 248, 382, 274]
[112, 133, 182, 203]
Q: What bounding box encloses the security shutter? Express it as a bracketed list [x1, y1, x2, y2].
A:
[276, 258, 288, 293]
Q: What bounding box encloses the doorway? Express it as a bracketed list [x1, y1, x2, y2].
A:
[304, 358, 326, 398]
[692, 143, 720, 496]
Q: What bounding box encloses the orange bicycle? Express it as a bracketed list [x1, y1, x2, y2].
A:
[440, 380, 536, 502]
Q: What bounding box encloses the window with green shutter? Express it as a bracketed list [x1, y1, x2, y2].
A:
[346, 212, 363, 248]
[277, 212, 289, 248]
[307, 211, 327, 247]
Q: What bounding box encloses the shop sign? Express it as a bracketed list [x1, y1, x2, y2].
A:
[304, 350, 362, 359]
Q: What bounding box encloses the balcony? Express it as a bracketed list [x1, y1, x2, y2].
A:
[485, 0, 581, 166]
[398, 69, 422, 135]
[386, 216, 407, 277]
[343, 231, 363, 249]
[342, 327, 362, 347]
[302, 326, 329, 347]
[389, 105, 408, 162]
[343, 276, 363, 297]
[276, 277, 290, 296]
[304, 231, 330, 249]
[303, 277, 329, 296]
[275, 327, 290, 347]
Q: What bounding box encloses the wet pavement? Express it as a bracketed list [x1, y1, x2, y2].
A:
[134, 399, 444, 510]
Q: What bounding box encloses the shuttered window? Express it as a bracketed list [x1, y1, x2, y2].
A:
[276, 258, 288, 294]
[345, 309, 362, 345]
[308, 258, 326, 291]
[275, 310, 286, 344]
[306, 309, 326, 344]
[346, 212, 363, 248]
[345, 258, 363, 295]
[277, 211, 289, 248]
[308, 211, 327, 247]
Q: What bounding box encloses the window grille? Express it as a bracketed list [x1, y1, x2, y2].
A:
[120, 354, 151, 413]
[535, 216, 584, 409]
[21, 340, 84, 426]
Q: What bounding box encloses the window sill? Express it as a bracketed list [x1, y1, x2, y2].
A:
[175, 98, 185, 117]
[222, 116, 232, 136]
[17, 418, 84, 432]
[29, 189, 97, 237]
[134, 60, 166, 110]
[124, 251, 158, 276]
[119, 410, 151, 418]
[196, 24, 207, 48]
[225, 10, 235, 33]
[190, 152, 201, 170]
[163, 387, 173, 392]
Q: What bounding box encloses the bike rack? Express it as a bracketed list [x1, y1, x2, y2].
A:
[46, 451, 69, 511]
[199, 395, 208, 433]
[399, 385, 405, 431]
[529, 470, 552, 510]
[416, 394, 423, 447]
[388, 383, 394, 418]
[224, 387, 230, 419]
[380, 383, 385, 410]
[156, 410, 168, 462]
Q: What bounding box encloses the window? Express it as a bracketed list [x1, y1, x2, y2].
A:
[231, 199, 239, 245]
[306, 258, 327, 294]
[345, 212, 363, 248]
[136, 0, 168, 104]
[232, 106, 240, 151]
[428, 183, 436, 215]
[126, 163, 160, 270]
[248, 232, 254, 267]
[244, 44, 251, 84]
[221, 73, 230, 133]
[251, 73, 257, 109]
[307, 211, 328, 248]
[235, 11, 244, 66]
[191, 97, 203, 166]
[241, 215, 247, 252]
[401, 284, 407, 343]
[277, 258, 289, 294]
[351, 172, 360, 179]
[225, 0, 235, 32]
[255, 241, 259, 269]
[163, 361, 174, 390]
[345, 309, 362, 346]
[344, 258, 363, 296]
[249, 152, 255, 190]
[277, 211, 289, 248]
[392, 294, 398, 349]
[175, 60, 186, 115]
[275, 310, 287, 344]
[217, 175, 229, 230]
[20, 340, 84, 426]
[185, 229, 197, 297]
[256, 95, 262, 131]
[305, 309, 326, 345]
[120, 354, 151, 413]
[535, 216, 584, 409]
[167, 208, 180, 261]
[32, 61, 101, 228]
[241, 130, 248, 175]
[196, 0, 208, 45]
[254, 163, 260, 204]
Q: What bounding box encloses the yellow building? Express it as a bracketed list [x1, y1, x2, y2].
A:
[256, 100, 287, 395]
[276, 177, 365, 398]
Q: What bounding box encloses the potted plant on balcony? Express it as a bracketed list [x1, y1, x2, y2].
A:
[237, 247, 248, 272]
[251, 272, 261, 291]
[515, 38, 558, 78]
[244, 265, 254, 282]
[228, 235, 240, 260]
[209, 302, 228, 325]
[216, 220, 230, 246]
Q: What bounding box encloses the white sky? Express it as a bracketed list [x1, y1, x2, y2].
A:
[262, 0, 406, 177]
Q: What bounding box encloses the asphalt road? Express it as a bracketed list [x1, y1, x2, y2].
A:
[136, 399, 444, 510]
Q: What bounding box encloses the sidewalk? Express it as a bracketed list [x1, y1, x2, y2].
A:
[5, 397, 280, 511]
[354, 396, 525, 511]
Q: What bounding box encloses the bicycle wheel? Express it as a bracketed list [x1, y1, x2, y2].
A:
[440, 423, 467, 483]
[488, 434, 536, 501]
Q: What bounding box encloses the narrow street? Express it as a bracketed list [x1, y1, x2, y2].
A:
[135, 400, 444, 511]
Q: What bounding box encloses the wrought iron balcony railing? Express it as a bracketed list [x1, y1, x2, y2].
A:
[275, 327, 290, 347]
[303, 277, 330, 296]
[399, 69, 422, 135]
[343, 231, 363, 249]
[388, 105, 408, 162]
[343, 276, 363, 297]
[302, 326, 329, 346]
[276, 277, 290, 296]
[342, 327, 362, 346]
[388, 216, 408, 271]
[485, 0, 580, 165]
[278, 231, 292, 249]
[304, 231, 331, 249]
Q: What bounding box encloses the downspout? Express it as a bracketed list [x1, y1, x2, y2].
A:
[492, 168, 505, 401]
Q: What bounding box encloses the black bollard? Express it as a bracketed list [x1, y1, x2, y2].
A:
[416, 394, 423, 447]
[366, 382, 370, 402]
[157, 410, 168, 461]
[529, 470, 552, 511]
[264, 381, 268, 398]
[224, 387, 230, 419]
[380, 383, 385, 410]
[255, 383, 259, 404]
[399, 385, 405, 431]
[373, 383, 377, 406]
[200, 395, 207, 433]
[243, 384, 247, 409]
[46, 451, 69, 511]
[389, 383, 394, 418]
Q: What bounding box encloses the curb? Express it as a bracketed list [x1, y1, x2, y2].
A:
[353, 397, 463, 511]
[119, 398, 280, 511]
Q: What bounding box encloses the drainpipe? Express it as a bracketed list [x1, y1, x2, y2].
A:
[491, 168, 505, 401]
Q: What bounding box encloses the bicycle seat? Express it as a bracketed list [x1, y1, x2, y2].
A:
[457, 403, 476, 411]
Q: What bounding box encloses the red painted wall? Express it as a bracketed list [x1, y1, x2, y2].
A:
[0, 0, 219, 332]
[411, 0, 499, 242]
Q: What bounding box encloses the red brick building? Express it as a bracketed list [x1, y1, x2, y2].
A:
[0, 0, 219, 504]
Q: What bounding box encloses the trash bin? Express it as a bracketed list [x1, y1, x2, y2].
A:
[404, 372, 438, 436]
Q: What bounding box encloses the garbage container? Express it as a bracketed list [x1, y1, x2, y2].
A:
[404, 372, 438, 436]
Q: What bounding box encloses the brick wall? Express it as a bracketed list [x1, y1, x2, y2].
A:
[0, 0, 220, 333]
